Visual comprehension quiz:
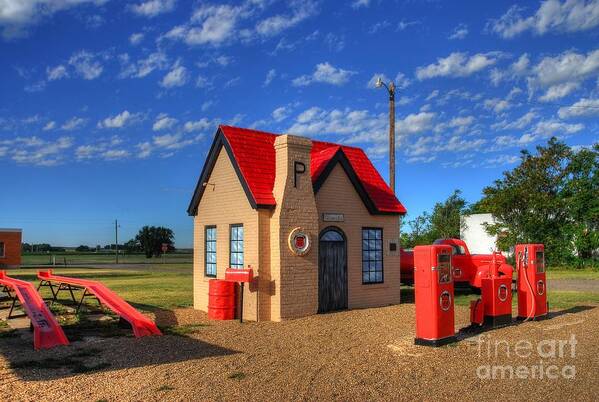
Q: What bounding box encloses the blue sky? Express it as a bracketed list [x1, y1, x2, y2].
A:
[0, 0, 598, 248]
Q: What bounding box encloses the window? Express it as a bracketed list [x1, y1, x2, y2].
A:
[205, 226, 216, 277]
[362, 228, 383, 284]
[0, 242, 4, 258]
[230, 224, 244, 269]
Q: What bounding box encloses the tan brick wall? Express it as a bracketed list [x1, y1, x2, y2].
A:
[0, 230, 22, 268]
[315, 164, 401, 309]
[193, 148, 260, 321]
[269, 135, 319, 321]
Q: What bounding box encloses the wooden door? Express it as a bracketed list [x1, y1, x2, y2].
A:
[318, 228, 348, 313]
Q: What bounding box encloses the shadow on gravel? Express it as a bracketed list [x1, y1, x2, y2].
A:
[0, 330, 238, 381]
[547, 305, 596, 319]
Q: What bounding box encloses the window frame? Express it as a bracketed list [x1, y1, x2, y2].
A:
[0, 241, 4, 258]
[204, 226, 217, 278]
[361, 227, 384, 284]
[229, 224, 244, 269]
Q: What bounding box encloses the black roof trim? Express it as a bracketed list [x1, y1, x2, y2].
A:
[187, 128, 261, 216]
[312, 148, 400, 215]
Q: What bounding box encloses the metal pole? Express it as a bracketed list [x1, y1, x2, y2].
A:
[115, 219, 119, 264]
[389, 82, 396, 194]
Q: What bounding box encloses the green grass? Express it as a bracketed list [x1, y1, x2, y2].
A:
[21, 252, 193, 266]
[546, 268, 599, 280]
[7, 264, 193, 311]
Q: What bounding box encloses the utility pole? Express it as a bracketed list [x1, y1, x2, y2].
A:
[115, 219, 119, 264]
[375, 77, 397, 193]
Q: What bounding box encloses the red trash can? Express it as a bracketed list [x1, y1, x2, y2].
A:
[208, 279, 236, 320]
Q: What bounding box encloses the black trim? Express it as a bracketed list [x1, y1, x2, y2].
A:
[414, 336, 457, 347]
[187, 128, 271, 216]
[362, 227, 384, 285]
[313, 149, 402, 215]
[313, 149, 381, 214]
[204, 225, 217, 278]
[484, 314, 513, 328]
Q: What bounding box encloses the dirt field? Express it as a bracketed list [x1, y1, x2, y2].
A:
[1, 303, 598, 402]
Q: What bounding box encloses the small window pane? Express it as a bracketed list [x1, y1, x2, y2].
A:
[362, 228, 383, 284]
[205, 227, 217, 277]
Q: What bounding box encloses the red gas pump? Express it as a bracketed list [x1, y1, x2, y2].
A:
[469, 252, 513, 328]
[516, 244, 548, 320]
[414, 245, 456, 347]
[479, 252, 513, 327]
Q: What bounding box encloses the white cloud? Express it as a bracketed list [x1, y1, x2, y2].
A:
[119, 51, 169, 78]
[61, 117, 86, 131]
[0, 0, 108, 39]
[129, 32, 144, 45]
[352, 0, 370, 8]
[201, 101, 213, 112]
[489, 0, 599, 38]
[435, 115, 475, 134]
[539, 81, 581, 101]
[416, 52, 500, 80]
[530, 49, 599, 99]
[490, 54, 531, 86]
[68, 50, 103, 80]
[292, 62, 356, 86]
[255, 1, 317, 37]
[162, 4, 242, 46]
[137, 142, 152, 158]
[9, 136, 73, 166]
[184, 118, 212, 132]
[46, 65, 68, 81]
[492, 111, 538, 131]
[102, 149, 130, 159]
[449, 23, 468, 39]
[160, 60, 188, 88]
[153, 113, 178, 131]
[397, 20, 420, 31]
[263, 68, 276, 86]
[272, 106, 290, 122]
[558, 97, 599, 118]
[488, 154, 520, 165]
[98, 110, 141, 129]
[43, 121, 56, 131]
[484, 98, 512, 114]
[130, 0, 176, 17]
[152, 133, 199, 150]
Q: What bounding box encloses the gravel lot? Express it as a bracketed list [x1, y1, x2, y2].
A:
[1, 303, 598, 401]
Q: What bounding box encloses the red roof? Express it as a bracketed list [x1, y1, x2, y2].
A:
[190, 125, 406, 215]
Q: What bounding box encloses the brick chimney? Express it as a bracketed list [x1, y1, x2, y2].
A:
[268, 134, 319, 320]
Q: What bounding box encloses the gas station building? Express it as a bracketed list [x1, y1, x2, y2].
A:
[188, 126, 406, 321]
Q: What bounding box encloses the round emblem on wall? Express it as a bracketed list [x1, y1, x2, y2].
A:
[288, 227, 311, 256]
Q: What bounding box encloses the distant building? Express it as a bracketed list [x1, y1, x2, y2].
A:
[460, 214, 498, 254]
[0, 229, 22, 268]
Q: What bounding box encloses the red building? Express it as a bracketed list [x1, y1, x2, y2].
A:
[0, 229, 22, 268]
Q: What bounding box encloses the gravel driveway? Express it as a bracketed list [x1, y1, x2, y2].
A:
[1, 304, 598, 401]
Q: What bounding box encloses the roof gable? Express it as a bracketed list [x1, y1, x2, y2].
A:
[188, 125, 407, 216]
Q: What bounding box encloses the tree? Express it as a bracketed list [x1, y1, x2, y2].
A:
[133, 226, 175, 258]
[562, 144, 599, 261]
[76, 245, 91, 252]
[430, 190, 467, 239]
[478, 138, 575, 264]
[400, 190, 468, 248]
